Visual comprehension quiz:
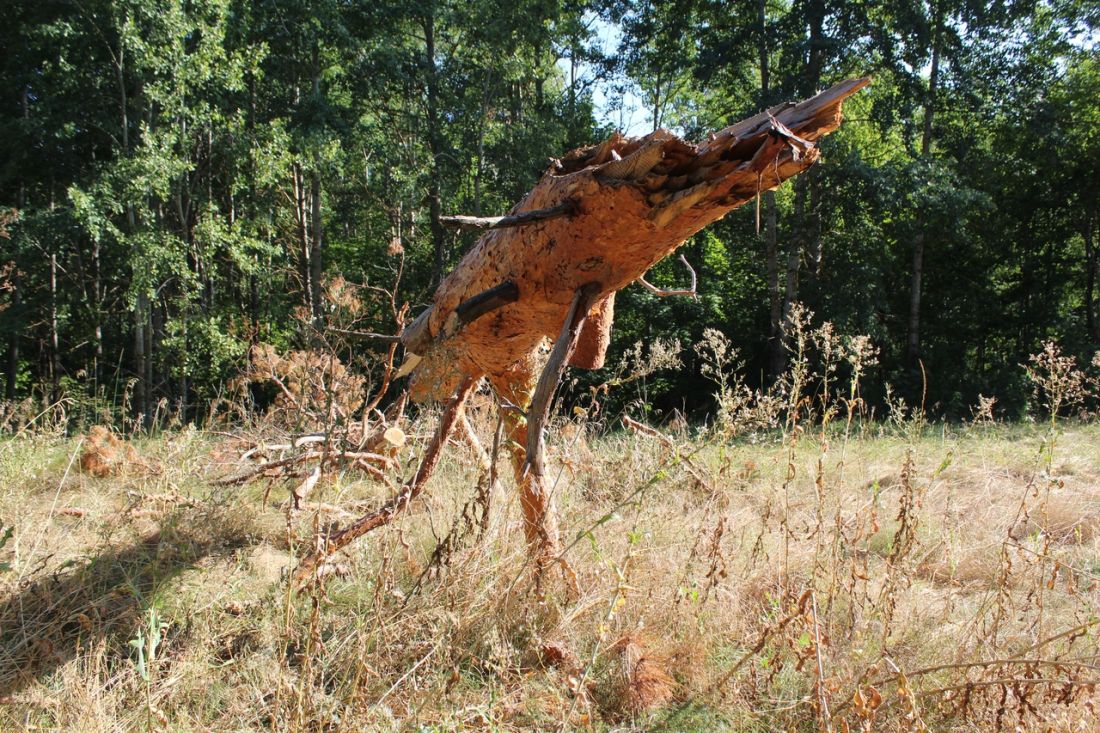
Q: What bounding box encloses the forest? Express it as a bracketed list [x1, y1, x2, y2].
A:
[2, 0, 1097, 427]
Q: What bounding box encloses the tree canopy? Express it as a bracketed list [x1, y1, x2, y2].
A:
[1, 0, 1098, 424]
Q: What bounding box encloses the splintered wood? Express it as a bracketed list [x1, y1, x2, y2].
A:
[405, 77, 869, 402]
[299, 78, 869, 587]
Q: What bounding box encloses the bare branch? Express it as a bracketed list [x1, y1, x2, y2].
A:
[439, 201, 576, 231]
[525, 282, 601, 476]
[327, 327, 401, 343]
[452, 281, 519, 327]
[636, 254, 698, 298]
[293, 375, 477, 585]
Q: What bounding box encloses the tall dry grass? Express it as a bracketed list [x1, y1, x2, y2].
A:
[1, 321, 1099, 731]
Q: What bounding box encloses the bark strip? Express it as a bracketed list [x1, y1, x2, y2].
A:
[525, 282, 601, 476]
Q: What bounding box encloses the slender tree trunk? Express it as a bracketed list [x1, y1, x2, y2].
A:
[806, 169, 823, 281]
[800, 1, 825, 290]
[423, 12, 447, 285]
[249, 272, 260, 341]
[1085, 214, 1098, 342]
[906, 9, 941, 368]
[8, 88, 28, 400]
[774, 0, 826, 371]
[292, 162, 313, 315]
[783, 175, 807, 327]
[568, 45, 579, 142]
[133, 292, 147, 421]
[475, 76, 491, 217]
[309, 171, 323, 327]
[652, 68, 662, 132]
[179, 282, 189, 418]
[148, 296, 157, 415]
[765, 193, 782, 376]
[247, 68, 261, 344]
[758, 0, 784, 378]
[308, 44, 324, 328]
[114, 26, 149, 421]
[907, 238, 926, 368]
[5, 270, 20, 400]
[92, 239, 103, 390]
[49, 253, 59, 401]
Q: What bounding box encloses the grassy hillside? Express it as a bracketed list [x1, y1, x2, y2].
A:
[1, 417, 1099, 731]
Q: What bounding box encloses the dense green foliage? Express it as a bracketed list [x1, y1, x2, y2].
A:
[1, 0, 1097, 424]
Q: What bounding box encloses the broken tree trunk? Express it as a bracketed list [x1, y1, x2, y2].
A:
[297, 78, 868, 587]
[403, 77, 869, 402]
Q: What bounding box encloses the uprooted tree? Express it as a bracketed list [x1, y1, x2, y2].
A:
[294, 77, 871, 586]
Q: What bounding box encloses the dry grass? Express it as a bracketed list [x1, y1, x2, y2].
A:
[0, 415, 1098, 732]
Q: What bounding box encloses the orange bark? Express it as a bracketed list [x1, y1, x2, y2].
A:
[405, 77, 870, 402]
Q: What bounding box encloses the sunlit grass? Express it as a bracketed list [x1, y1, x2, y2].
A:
[0, 416, 1098, 731]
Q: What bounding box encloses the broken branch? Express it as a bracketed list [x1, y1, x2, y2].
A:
[525, 282, 602, 477]
[327, 327, 402, 343]
[452, 281, 520, 327]
[215, 449, 394, 486]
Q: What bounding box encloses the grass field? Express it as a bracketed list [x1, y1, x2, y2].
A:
[1, 413, 1099, 731]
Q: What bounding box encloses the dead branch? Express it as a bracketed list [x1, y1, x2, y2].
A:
[452, 282, 520, 327]
[215, 449, 394, 486]
[636, 254, 698, 298]
[525, 282, 601, 476]
[439, 201, 577, 231]
[327, 327, 401, 343]
[293, 375, 478, 585]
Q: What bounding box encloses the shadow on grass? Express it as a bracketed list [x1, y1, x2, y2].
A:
[644, 700, 742, 732]
[0, 506, 255, 697]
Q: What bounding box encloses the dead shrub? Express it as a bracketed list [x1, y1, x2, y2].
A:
[604, 634, 676, 715]
[79, 426, 135, 477]
[230, 344, 365, 429]
[1026, 340, 1090, 420]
